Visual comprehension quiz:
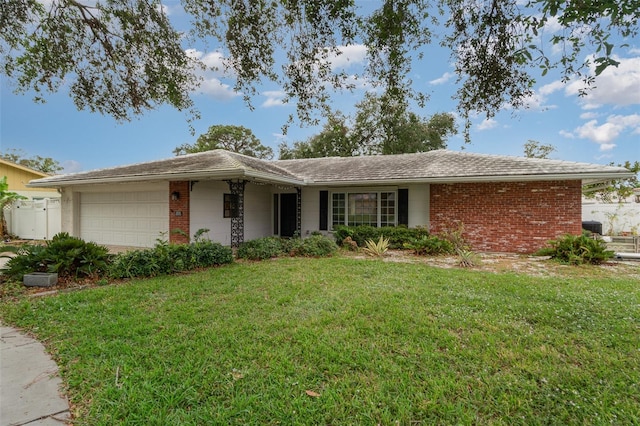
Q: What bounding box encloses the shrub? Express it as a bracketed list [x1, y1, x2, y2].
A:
[334, 225, 429, 249]
[535, 233, 614, 265]
[437, 222, 469, 251]
[288, 235, 338, 257]
[236, 237, 285, 260]
[109, 241, 232, 279]
[1, 233, 110, 282]
[404, 235, 454, 256]
[383, 226, 429, 249]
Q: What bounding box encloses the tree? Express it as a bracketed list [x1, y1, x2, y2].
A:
[583, 161, 640, 203]
[280, 94, 456, 159]
[174, 125, 273, 159]
[0, 149, 63, 174]
[0, 176, 26, 238]
[523, 140, 556, 159]
[351, 94, 456, 155]
[2, 1, 636, 133]
[279, 112, 358, 160]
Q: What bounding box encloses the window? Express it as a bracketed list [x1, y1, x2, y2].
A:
[332, 193, 345, 228]
[380, 192, 396, 227]
[223, 193, 239, 218]
[331, 191, 396, 227]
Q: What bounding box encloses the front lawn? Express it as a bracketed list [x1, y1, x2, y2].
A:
[1, 257, 638, 424]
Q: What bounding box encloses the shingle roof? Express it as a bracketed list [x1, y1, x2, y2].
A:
[273, 150, 632, 184]
[28, 150, 302, 186]
[28, 149, 632, 187]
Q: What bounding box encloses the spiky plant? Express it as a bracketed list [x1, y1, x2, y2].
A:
[362, 236, 390, 257]
[457, 248, 480, 268]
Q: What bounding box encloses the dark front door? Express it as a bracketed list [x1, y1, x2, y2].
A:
[280, 193, 297, 237]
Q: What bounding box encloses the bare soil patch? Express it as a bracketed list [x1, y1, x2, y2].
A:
[344, 249, 640, 279]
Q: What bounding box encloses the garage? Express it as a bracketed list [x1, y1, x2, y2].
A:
[79, 190, 169, 247]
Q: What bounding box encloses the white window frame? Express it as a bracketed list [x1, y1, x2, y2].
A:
[330, 187, 398, 228]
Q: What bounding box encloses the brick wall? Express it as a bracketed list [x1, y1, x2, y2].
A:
[169, 181, 190, 244]
[430, 180, 582, 253]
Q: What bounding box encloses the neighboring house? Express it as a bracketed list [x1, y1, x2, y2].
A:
[1, 158, 62, 239]
[27, 149, 632, 253]
[0, 158, 59, 199]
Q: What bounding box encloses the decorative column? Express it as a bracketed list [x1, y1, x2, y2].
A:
[296, 187, 302, 237]
[226, 180, 246, 248]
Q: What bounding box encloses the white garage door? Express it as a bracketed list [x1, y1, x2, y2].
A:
[80, 191, 169, 247]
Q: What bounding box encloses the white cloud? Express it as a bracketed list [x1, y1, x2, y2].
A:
[538, 80, 564, 96]
[344, 74, 374, 90]
[579, 112, 599, 120]
[61, 160, 83, 174]
[185, 49, 228, 76]
[326, 44, 368, 71]
[261, 91, 287, 108]
[477, 118, 498, 131]
[559, 130, 575, 139]
[565, 55, 640, 108]
[572, 114, 640, 150]
[541, 15, 563, 33]
[198, 78, 238, 100]
[185, 49, 239, 100]
[429, 72, 454, 85]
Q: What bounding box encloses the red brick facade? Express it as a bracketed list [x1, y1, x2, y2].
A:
[169, 181, 190, 244]
[429, 180, 583, 253]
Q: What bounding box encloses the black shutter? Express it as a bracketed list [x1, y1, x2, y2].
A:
[398, 189, 408, 226]
[319, 191, 328, 230]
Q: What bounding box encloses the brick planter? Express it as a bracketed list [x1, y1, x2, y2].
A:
[23, 273, 58, 287]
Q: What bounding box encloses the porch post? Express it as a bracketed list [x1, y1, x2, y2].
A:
[226, 179, 246, 249]
[296, 187, 302, 236]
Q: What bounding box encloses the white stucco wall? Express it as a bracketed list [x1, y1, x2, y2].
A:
[190, 181, 275, 244]
[190, 180, 230, 244]
[582, 202, 640, 235]
[300, 187, 322, 236]
[406, 184, 430, 229]
[244, 183, 274, 240]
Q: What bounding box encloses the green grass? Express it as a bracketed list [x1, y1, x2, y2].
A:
[1, 257, 639, 425]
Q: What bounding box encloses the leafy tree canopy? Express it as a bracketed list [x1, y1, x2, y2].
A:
[0, 149, 63, 174]
[2, 0, 637, 134]
[279, 93, 456, 159]
[523, 140, 556, 159]
[174, 125, 273, 159]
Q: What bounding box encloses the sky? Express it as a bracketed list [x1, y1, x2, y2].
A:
[0, 2, 638, 174]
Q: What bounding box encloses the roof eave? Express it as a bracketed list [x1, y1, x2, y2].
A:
[305, 171, 635, 186]
[27, 169, 306, 188]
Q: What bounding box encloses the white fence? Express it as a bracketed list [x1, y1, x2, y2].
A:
[6, 198, 62, 240]
[582, 202, 640, 235]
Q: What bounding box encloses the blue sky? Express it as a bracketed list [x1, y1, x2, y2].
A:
[1, 2, 638, 174]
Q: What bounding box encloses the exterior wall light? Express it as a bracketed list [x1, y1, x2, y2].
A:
[171, 191, 180, 201]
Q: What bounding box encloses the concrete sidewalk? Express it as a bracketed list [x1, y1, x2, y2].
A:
[0, 326, 70, 426]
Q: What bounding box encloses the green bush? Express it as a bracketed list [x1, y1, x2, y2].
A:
[1, 233, 111, 281]
[535, 233, 615, 265]
[236, 237, 285, 260]
[334, 225, 429, 249]
[404, 235, 455, 256]
[109, 241, 233, 279]
[288, 235, 338, 257]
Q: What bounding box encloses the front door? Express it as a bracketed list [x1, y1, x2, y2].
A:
[280, 193, 297, 237]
